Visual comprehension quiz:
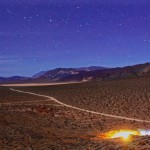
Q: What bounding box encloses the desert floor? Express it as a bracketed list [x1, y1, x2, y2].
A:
[1, 77, 150, 149]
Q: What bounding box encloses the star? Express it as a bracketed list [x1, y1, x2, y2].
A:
[0, 0, 150, 76]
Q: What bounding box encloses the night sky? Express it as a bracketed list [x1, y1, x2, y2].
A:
[0, 0, 150, 77]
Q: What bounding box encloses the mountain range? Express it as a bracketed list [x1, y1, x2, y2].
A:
[0, 63, 150, 84]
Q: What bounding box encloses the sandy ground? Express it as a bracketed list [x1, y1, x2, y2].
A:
[10, 88, 150, 123]
[0, 81, 83, 87]
[1, 89, 150, 150]
[1, 78, 150, 149]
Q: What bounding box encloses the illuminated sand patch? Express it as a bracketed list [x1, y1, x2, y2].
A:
[99, 129, 150, 142]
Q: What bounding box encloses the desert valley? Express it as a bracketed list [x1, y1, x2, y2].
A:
[1, 72, 150, 149]
[1, 1, 150, 149]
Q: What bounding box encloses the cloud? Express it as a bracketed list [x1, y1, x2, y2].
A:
[0, 55, 20, 64]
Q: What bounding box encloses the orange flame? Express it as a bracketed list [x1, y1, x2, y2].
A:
[100, 129, 150, 142]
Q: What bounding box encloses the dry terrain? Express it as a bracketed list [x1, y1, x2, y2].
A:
[1, 77, 150, 149]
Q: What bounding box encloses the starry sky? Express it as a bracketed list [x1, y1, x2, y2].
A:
[0, 0, 150, 77]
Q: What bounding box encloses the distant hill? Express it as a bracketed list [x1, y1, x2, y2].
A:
[75, 66, 107, 71]
[32, 71, 47, 79]
[0, 63, 150, 84]
[0, 76, 30, 84]
[32, 66, 106, 79]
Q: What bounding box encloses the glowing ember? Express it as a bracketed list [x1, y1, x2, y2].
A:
[100, 129, 150, 142]
[110, 130, 138, 140]
[139, 130, 150, 136]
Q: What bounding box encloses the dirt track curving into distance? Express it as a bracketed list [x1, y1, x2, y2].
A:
[10, 88, 150, 124]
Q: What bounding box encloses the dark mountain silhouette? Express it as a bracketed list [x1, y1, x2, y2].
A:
[0, 76, 30, 84]
[0, 63, 150, 84]
[75, 66, 107, 71]
[32, 66, 106, 79]
[32, 71, 47, 79]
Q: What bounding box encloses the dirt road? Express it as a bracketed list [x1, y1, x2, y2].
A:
[9, 88, 150, 124]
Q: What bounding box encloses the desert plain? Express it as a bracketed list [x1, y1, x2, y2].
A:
[1, 77, 150, 150]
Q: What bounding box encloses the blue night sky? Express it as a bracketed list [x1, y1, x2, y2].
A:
[0, 0, 150, 77]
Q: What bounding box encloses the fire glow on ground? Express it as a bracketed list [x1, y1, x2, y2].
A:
[99, 129, 150, 142]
